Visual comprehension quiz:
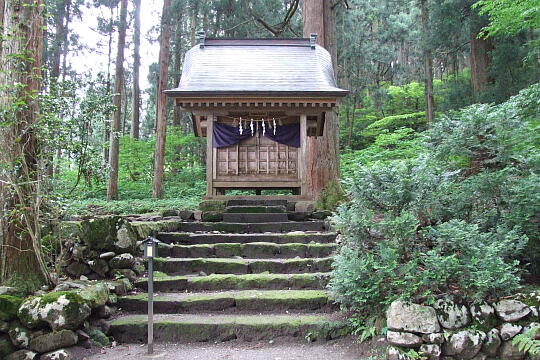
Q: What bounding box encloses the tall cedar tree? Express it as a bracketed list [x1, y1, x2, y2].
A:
[152, 0, 172, 199]
[107, 0, 127, 200]
[420, 0, 435, 124]
[131, 0, 141, 139]
[0, 0, 50, 283]
[302, 0, 340, 197]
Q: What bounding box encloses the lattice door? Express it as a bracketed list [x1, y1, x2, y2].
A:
[216, 135, 298, 177]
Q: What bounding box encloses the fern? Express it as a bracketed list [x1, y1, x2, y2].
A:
[512, 326, 540, 357]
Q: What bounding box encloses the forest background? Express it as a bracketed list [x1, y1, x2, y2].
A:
[22, 0, 537, 217]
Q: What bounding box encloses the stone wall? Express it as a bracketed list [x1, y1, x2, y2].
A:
[386, 297, 540, 360]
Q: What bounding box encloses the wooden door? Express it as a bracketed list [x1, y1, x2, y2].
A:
[215, 135, 298, 181]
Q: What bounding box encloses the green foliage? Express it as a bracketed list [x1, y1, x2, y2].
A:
[512, 326, 540, 357]
[330, 83, 540, 316]
[362, 112, 427, 137]
[473, 0, 540, 38]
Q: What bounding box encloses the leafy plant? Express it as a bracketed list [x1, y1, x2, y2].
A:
[512, 326, 540, 358]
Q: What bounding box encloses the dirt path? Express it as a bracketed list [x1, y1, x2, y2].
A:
[73, 338, 386, 360]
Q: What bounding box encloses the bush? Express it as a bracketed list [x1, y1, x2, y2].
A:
[330, 83, 540, 316]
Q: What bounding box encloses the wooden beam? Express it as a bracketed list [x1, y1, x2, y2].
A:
[299, 114, 308, 197]
[206, 114, 214, 196]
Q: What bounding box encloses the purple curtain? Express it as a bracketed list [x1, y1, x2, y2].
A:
[213, 122, 300, 148]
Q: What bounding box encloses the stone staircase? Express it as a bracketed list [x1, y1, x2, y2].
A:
[109, 199, 345, 343]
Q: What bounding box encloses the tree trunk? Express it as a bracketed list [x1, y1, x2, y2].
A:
[302, 0, 339, 198]
[103, 4, 116, 163]
[420, 0, 435, 125]
[0, 0, 5, 54]
[0, 0, 50, 284]
[131, 0, 141, 139]
[190, 2, 198, 46]
[470, 34, 494, 95]
[152, 0, 172, 199]
[107, 0, 127, 201]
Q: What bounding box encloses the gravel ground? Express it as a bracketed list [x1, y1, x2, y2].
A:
[72, 338, 386, 360]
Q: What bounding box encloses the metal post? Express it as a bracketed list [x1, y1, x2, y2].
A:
[148, 257, 154, 354]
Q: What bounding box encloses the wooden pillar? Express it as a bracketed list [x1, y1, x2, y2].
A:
[299, 114, 308, 197]
[206, 114, 214, 196]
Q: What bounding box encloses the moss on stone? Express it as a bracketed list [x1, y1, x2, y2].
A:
[214, 243, 242, 257]
[201, 211, 223, 222]
[199, 200, 226, 212]
[0, 295, 23, 321]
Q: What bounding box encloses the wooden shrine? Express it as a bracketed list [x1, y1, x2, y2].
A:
[165, 34, 348, 198]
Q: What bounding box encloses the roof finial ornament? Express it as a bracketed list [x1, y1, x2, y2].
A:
[198, 31, 206, 48]
[310, 33, 318, 49]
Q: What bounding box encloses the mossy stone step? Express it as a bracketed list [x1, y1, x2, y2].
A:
[135, 273, 330, 292]
[222, 213, 289, 223]
[152, 257, 333, 276]
[110, 313, 347, 343]
[176, 221, 327, 233]
[158, 242, 337, 259]
[225, 205, 286, 214]
[157, 232, 337, 245]
[118, 290, 334, 313]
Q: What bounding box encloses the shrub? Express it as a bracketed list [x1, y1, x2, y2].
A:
[330, 83, 540, 316]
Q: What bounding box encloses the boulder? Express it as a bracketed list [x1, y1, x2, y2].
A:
[387, 330, 423, 348]
[443, 330, 485, 360]
[106, 279, 132, 295]
[88, 259, 109, 278]
[115, 224, 137, 253]
[77, 283, 109, 309]
[494, 300, 530, 322]
[420, 344, 441, 360]
[499, 341, 526, 360]
[28, 330, 77, 353]
[422, 333, 445, 344]
[39, 349, 72, 360]
[110, 269, 137, 282]
[109, 253, 135, 269]
[6, 350, 38, 360]
[470, 302, 497, 328]
[18, 298, 45, 329]
[481, 328, 501, 356]
[387, 346, 408, 360]
[0, 287, 20, 296]
[8, 322, 32, 348]
[0, 295, 23, 321]
[0, 320, 9, 332]
[65, 262, 90, 278]
[93, 305, 112, 319]
[80, 216, 121, 251]
[161, 209, 179, 217]
[433, 299, 470, 329]
[387, 300, 440, 334]
[88, 328, 110, 347]
[37, 292, 91, 331]
[0, 334, 16, 358]
[500, 323, 522, 341]
[99, 252, 116, 260]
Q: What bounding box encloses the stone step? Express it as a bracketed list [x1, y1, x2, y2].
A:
[134, 273, 331, 292]
[174, 221, 327, 233]
[158, 242, 337, 259]
[225, 205, 286, 214]
[118, 290, 335, 314]
[110, 313, 346, 343]
[157, 232, 337, 245]
[152, 257, 333, 276]
[227, 199, 289, 207]
[222, 213, 289, 223]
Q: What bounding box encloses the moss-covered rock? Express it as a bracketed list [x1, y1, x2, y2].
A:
[78, 283, 109, 309]
[214, 243, 242, 257]
[0, 334, 16, 358]
[80, 216, 121, 251]
[6, 349, 38, 360]
[201, 211, 223, 222]
[89, 328, 110, 347]
[8, 321, 32, 348]
[109, 253, 135, 269]
[28, 329, 78, 353]
[0, 295, 23, 321]
[38, 291, 91, 331]
[199, 200, 226, 212]
[17, 297, 45, 329]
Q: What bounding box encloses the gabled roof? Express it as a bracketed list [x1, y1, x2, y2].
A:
[165, 38, 348, 98]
